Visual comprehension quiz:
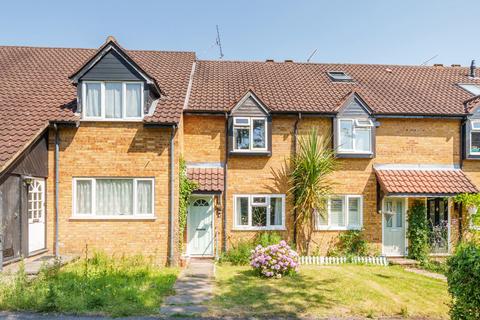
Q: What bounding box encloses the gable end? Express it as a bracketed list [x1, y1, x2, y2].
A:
[80, 50, 143, 82]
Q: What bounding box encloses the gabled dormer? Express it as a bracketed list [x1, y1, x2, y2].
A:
[228, 90, 272, 156]
[333, 92, 375, 158]
[69, 36, 161, 121]
[464, 96, 480, 159]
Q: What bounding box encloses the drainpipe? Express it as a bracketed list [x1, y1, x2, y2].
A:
[459, 119, 465, 240]
[54, 124, 60, 258]
[223, 112, 228, 253]
[292, 113, 301, 246]
[168, 125, 176, 266]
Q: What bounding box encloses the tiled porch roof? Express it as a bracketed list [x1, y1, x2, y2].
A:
[187, 167, 224, 193]
[374, 168, 478, 196]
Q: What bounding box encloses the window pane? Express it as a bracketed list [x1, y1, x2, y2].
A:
[126, 83, 142, 117]
[252, 119, 266, 148]
[137, 180, 153, 214]
[76, 180, 92, 214]
[386, 215, 393, 228]
[234, 127, 250, 150]
[96, 179, 133, 215]
[330, 198, 345, 226]
[85, 83, 101, 117]
[252, 206, 267, 227]
[236, 197, 249, 226]
[396, 200, 403, 228]
[355, 128, 371, 152]
[339, 120, 353, 150]
[472, 132, 480, 153]
[270, 197, 283, 226]
[315, 209, 327, 226]
[105, 82, 122, 118]
[348, 197, 361, 227]
[252, 196, 266, 204]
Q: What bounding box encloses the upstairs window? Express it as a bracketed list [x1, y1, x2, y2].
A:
[233, 117, 267, 151]
[459, 84, 480, 96]
[338, 118, 373, 154]
[327, 71, 354, 82]
[470, 120, 480, 154]
[83, 81, 143, 120]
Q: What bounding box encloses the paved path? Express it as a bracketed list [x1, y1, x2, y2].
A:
[159, 259, 215, 317]
[404, 267, 447, 281]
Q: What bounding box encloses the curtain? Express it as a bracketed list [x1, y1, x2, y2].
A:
[252, 119, 266, 148]
[348, 197, 360, 227]
[126, 83, 142, 117]
[76, 180, 92, 214]
[236, 197, 249, 226]
[270, 197, 283, 226]
[330, 197, 345, 226]
[85, 83, 101, 117]
[105, 83, 122, 118]
[137, 180, 152, 214]
[234, 128, 250, 149]
[96, 179, 133, 215]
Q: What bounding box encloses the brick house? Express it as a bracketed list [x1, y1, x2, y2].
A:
[1, 37, 480, 266]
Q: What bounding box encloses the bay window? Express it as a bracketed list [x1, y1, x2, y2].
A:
[338, 118, 373, 154]
[233, 117, 267, 151]
[82, 81, 143, 120]
[234, 194, 285, 230]
[73, 178, 154, 217]
[316, 195, 363, 230]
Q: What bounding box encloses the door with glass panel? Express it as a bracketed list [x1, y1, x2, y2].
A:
[427, 198, 449, 254]
[187, 197, 214, 256]
[382, 198, 406, 256]
[28, 178, 46, 254]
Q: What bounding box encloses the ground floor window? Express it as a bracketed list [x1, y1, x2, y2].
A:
[233, 194, 285, 230]
[73, 178, 154, 217]
[316, 195, 363, 230]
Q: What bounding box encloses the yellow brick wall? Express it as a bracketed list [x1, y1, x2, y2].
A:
[182, 115, 462, 255]
[47, 122, 176, 265]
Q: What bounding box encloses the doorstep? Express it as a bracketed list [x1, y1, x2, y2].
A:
[388, 257, 420, 266]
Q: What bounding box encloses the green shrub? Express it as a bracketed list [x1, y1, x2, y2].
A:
[420, 259, 448, 275]
[219, 232, 283, 265]
[446, 242, 480, 320]
[328, 230, 368, 257]
[407, 202, 430, 262]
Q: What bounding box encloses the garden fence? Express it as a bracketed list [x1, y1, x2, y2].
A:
[299, 256, 389, 266]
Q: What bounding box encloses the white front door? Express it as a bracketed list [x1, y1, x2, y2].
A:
[28, 178, 46, 254]
[187, 197, 214, 256]
[382, 198, 406, 257]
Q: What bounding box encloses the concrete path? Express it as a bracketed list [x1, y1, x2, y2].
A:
[1, 255, 78, 276]
[160, 259, 215, 317]
[404, 267, 447, 281]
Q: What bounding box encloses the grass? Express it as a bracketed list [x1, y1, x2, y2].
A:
[0, 253, 178, 317]
[209, 264, 450, 319]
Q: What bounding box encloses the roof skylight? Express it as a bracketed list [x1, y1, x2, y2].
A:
[458, 84, 480, 96]
[327, 71, 353, 82]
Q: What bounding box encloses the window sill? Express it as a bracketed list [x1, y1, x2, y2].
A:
[229, 151, 272, 157]
[69, 216, 157, 221]
[335, 152, 373, 159]
[232, 227, 286, 231]
[81, 119, 144, 123]
[315, 226, 362, 231]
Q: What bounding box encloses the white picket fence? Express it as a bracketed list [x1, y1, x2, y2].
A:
[299, 256, 389, 266]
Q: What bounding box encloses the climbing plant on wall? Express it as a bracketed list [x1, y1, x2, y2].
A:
[407, 201, 430, 262]
[179, 158, 197, 245]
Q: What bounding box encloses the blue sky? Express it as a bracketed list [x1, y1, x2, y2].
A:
[1, 0, 478, 66]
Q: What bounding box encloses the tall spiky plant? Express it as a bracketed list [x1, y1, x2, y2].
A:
[290, 128, 337, 253]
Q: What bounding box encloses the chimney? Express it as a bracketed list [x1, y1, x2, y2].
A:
[451, 64, 461, 67]
[470, 60, 476, 78]
[284, 59, 293, 63]
[265, 59, 274, 63]
[433, 63, 444, 67]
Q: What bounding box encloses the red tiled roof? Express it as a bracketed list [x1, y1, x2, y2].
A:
[375, 169, 478, 195]
[187, 61, 480, 115]
[0, 45, 195, 171]
[187, 167, 224, 192]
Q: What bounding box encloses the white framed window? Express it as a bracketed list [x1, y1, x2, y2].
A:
[233, 194, 285, 230]
[316, 195, 363, 230]
[470, 120, 480, 155]
[338, 118, 373, 154]
[82, 81, 144, 120]
[233, 117, 267, 151]
[72, 177, 154, 218]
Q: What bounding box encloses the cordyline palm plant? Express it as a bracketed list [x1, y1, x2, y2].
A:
[289, 128, 337, 254]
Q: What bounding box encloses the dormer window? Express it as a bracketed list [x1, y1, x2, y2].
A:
[338, 118, 374, 154]
[470, 120, 480, 154]
[233, 117, 267, 151]
[82, 81, 143, 120]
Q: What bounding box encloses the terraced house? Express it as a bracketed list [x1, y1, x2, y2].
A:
[1, 37, 480, 266]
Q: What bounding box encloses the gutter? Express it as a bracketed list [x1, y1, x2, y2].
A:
[54, 124, 60, 258]
[292, 113, 301, 246]
[223, 112, 229, 253]
[168, 125, 176, 266]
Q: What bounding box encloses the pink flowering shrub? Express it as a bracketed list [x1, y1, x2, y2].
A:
[250, 240, 299, 278]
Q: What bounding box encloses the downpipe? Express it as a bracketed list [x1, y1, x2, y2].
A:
[168, 125, 176, 266]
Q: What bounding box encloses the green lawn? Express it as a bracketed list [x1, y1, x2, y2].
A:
[209, 264, 450, 319]
[0, 254, 178, 317]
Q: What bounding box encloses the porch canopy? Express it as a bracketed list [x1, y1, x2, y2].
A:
[374, 166, 478, 197]
[187, 167, 224, 193]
